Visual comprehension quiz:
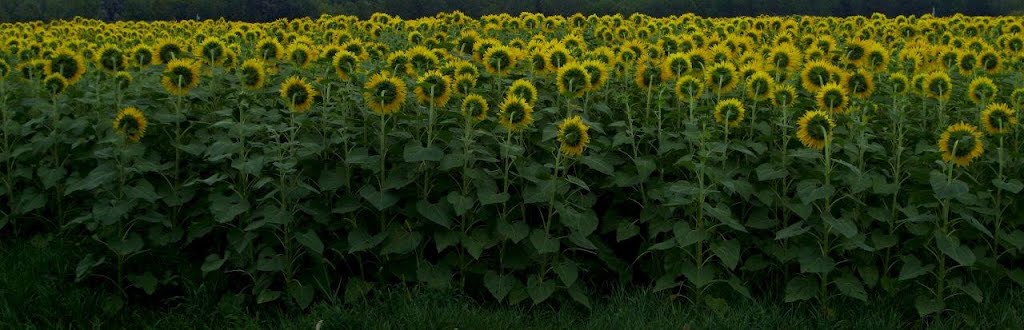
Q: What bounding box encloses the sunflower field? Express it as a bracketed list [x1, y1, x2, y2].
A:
[1, 12, 1023, 317]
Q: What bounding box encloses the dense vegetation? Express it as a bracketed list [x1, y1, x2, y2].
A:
[1, 11, 1023, 321]
[3, 0, 1024, 22]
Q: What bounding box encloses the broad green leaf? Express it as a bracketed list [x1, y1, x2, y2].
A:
[128, 272, 158, 295]
[201, 254, 227, 274]
[934, 232, 976, 267]
[497, 219, 529, 243]
[798, 254, 835, 274]
[344, 278, 374, 304]
[673, 222, 707, 248]
[65, 163, 117, 195]
[833, 274, 867, 302]
[929, 171, 969, 201]
[359, 186, 398, 211]
[581, 155, 615, 175]
[823, 214, 857, 238]
[914, 295, 944, 317]
[209, 193, 250, 224]
[567, 283, 591, 309]
[527, 277, 556, 305]
[712, 240, 741, 270]
[416, 199, 452, 229]
[993, 178, 1024, 194]
[256, 290, 281, 304]
[775, 221, 810, 240]
[348, 228, 386, 253]
[530, 229, 560, 254]
[784, 276, 818, 302]
[898, 256, 934, 281]
[287, 281, 315, 309]
[484, 271, 514, 301]
[382, 230, 422, 255]
[756, 163, 787, 181]
[703, 204, 747, 232]
[403, 144, 444, 162]
[75, 254, 105, 282]
[446, 192, 473, 216]
[681, 263, 714, 288]
[416, 263, 451, 289]
[434, 230, 460, 252]
[295, 230, 324, 255]
[554, 260, 579, 287]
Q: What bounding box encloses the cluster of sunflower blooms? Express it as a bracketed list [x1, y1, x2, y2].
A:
[2, 11, 1024, 311]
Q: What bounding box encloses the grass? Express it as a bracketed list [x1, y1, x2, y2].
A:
[1, 234, 1022, 329]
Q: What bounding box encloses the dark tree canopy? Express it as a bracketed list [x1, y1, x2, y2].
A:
[2, 0, 1023, 22]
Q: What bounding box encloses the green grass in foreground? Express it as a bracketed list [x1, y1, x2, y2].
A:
[1, 234, 1022, 329]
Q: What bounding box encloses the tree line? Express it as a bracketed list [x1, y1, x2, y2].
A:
[2, 0, 1023, 22]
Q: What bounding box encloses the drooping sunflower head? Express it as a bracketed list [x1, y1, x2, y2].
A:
[198, 38, 227, 65]
[461, 93, 488, 121]
[633, 59, 660, 89]
[967, 76, 998, 105]
[705, 62, 738, 94]
[279, 75, 317, 113]
[161, 59, 201, 96]
[256, 38, 284, 61]
[113, 71, 133, 89]
[938, 122, 985, 167]
[890, 73, 909, 94]
[414, 70, 452, 107]
[800, 60, 841, 93]
[746, 71, 774, 101]
[580, 60, 609, 92]
[408, 46, 440, 74]
[17, 59, 50, 80]
[239, 59, 266, 90]
[545, 45, 573, 72]
[483, 46, 516, 75]
[979, 50, 1002, 74]
[674, 75, 705, 103]
[924, 71, 952, 100]
[557, 62, 592, 97]
[453, 74, 477, 95]
[0, 59, 10, 79]
[660, 52, 691, 82]
[130, 45, 154, 67]
[980, 103, 1018, 135]
[864, 44, 889, 72]
[332, 50, 359, 80]
[1011, 88, 1024, 108]
[155, 39, 187, 64]
[508, 79, 538, 105]
[498, 94, 534, 132]
[771, 84, 798, 107]
[557, 115, 591, 157]
[957, 51, 978, 74]
[112, 106, 148, 143]
[43, 73, 68, 95]
[287, 43, 315, 67]
[363, 72, 408, 115]
[843, 69, 874, 99]
[96, 45, 127, 72]
[714, 98, 746, 128]
[816, 82, 849, 114]
[796, 110, 836, 150]
[49, 48, 86, 84]
[768, 43, 802, 73]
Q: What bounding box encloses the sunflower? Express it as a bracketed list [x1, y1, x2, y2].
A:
[155, 39, 187, 64]
[239, 59, 266, 90]
[332, 51, 358, 80]
[796, 110, 836, 150]
[364, 72, 408, 115]
[634, 59, 660, 89]
[0, 59, 10, 79]
[508, 79, 538, 105]
[161, 59, 201, 96]
[771, 84, 798, 107]
[938, 122, 985, 167]
[482, 46, 516, 75]
[746, 71, 774, 102]
[96, 45, 127, 72]
[957, 51, 978, 74]
[924, 71, 953, 100]
[980, 103, 1018, 135]
[660, 52, 691, 82]
[413, 70, 452, 107]
[256, 38, 284, 61]
[198, 38, 227, 64]
[674, 76, 704, 103]
[767, 43, 802, 73]
[287, 43, 315, 67]
[557, 62, 592, 97]
[967, 76, 998, 105]
[113, 71, 132, 89]
[112, 107, 148, 143]
[705, 62, 739, 94]
[130, 45, 154, 67]
[578, 60, 609, 92]
[545, 45, 573, 72]
[277, 76, 316, 113]
[816, 83, 849, 114]
[890, 73, 910, 94]
[461, 93, 488, 121]
[453, 74, 477, 95]
[714, 98, 746, 128]
[48, 48, 86, 84]
[843, 69, 874, 99]
[43, 73, 68, 95]
[17, 59, 50, 80]
[407, 46, 440, 74]
[800, 60, 843, 93]
[686, 49, 711, 72]
[1011, 88, 1024, 108]
[557, 116, 591, 157]
[498, 95, 534, 132]
[979, 50, 1002, 74]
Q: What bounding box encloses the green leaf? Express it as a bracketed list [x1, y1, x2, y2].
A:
[934, 232, 976, 267]
[673, 222, 707, 248]
[712, 240, 741, 270]
[256, 290, 281, 304]
[681, 263, 714, 288]
[834, 274, 867, 302]
[287, 281, 315, 309]
[796, 181, 834, 205]
[382, 230, 422, 255]
[999, 230, 1024, 250]
[703, 204, 747, 233]
[557, 204, 598, 236]
[554, 260, 579, 287]
[616, 221, 640, 242]
[530, 229, 560, 254]
[959, 281, 983, 303]
[798, 254, 835, 274]
[756, 163, 787, 181]
[914, 295, 944, 317]
[209, 193, 250, 224]
[416, 263, 451, 289]
[125, 179, 160, 203]
[484, 271, 515, 302]
[108, 233, 144, 256]
[348, 228, 386, 253]
[497, 219, 529, 243]
[564, 175, 590, 191]
[581, 155, 615, 175]
[898, 256, 934, 281]
[784, 276, 818, 303]
[257, 254, 285, 272]
[416, 199, 452, 229]
[527, 277, 556, 305]
[403, 144, 444, 162]
[344, 278, 374, 304]
[296, 230, 324, 255]
[75, 254, 105, 282]
[446, 192, 474, 216]
[567, 283, 592, 309]
[201, 254, 227, 274]
[37, 167, 66, 190]
[823, 214, 857, 238]
[359, 186, 398, 211]
[434, 230, 460, 252]
[775, 221, 810, 240]
[65, 163, 117, 195]
[318, 166, 348, 191]
[930, 171, 969, 200]
[993, 178, 1024, 194]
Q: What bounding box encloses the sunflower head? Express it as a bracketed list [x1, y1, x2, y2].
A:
[461, 93, 488, 121]
[800, 60, 842, 92]
[967, 76, 998, 105]
[17, 59, 50, 80]
[332, 51, 358, 80]
[557, 115, 591, 157]
[660, 52, 691, 82]
[746, 71, 774, 101]
[363, 72, 408, 115]
[979, 50, 1002, 73]
[890, 73, 909, 94]
[155, 39, 187, 64]
[580, 60, 609, 92]
[924, 71, 952, 100]
[454, 74, 477, 95]
[239, 59, 266, 90]
[161, 59, 201, 96]
[705, 62, 738, 94]
[816, 82, 849, 114]
[498, 94, 534, 132]
[413, 70, 452, 107]
[844, 69, 874, 99]
[43, 73, 68, 95]
[714, 98, 746, 128]
[957, 51, 978, 74]
[96, 45, 126, 72]
[771, 84, 798, 107]
[287, 43, 315, 67]
[557, 62, 592, 97]
[49, 48, 86, 84]
[1011, 88, 1024, 108]
[545, 46, 573, 72]
[938, 122, 985, 167]
[198, 38, 227, 65]
[508, 79, 538, 105]
[113, 71, 133, 89]
[796, 110, 836, 150]
[131, 45, 154, 67]
[408, 46, 440, 74]
[483, 46, 516, 75]
[112, 107, 148, 143]
[0, 59, 10, 79]
[279, 75, 317, 113]
[980, 103, 1018, 135]
[257, 38, 284, 61]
